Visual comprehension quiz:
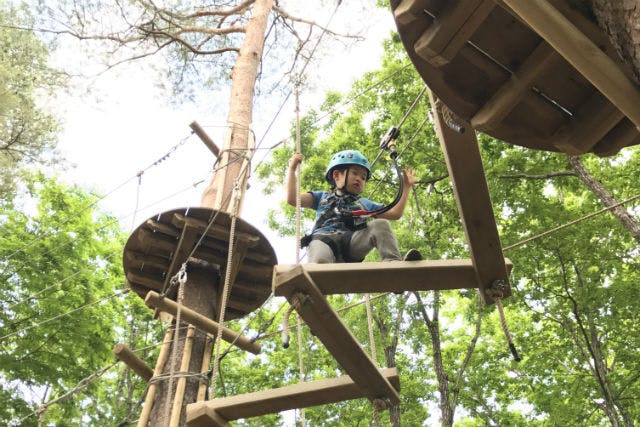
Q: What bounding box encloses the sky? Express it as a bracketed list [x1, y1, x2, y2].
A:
[49, 3, 396, 265]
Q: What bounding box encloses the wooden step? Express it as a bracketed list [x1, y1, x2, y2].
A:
[273, 258, 512, 296]
[274, 267, 401, 405]
[186, 368, 400, 427]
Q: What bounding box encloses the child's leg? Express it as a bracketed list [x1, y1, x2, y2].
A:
[307, 239, 337, 263]
[349, 219, 401, 261]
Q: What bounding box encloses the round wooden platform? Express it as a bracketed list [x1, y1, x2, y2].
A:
[123, 207, 276, 321]
[391, 0, 640, 157]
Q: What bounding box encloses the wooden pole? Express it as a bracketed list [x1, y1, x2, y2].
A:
[197, 334, 214, 401]
[113, 343, 154, 382]
[169, 325, 197, 427]
[144, 291, 261, 355]
[138, 327, 173, 427]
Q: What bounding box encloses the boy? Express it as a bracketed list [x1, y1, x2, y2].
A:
[286, 149, 421, 263]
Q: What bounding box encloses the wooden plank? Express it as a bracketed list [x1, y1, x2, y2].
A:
[434, 0, 496, 67]
[273, 258, 512, 296]
[186, 368, 400, 427]
[161, 224, 200, 297]
[471, 41, 559, 131]
[144, 291, 261, 355]
[275, 266, 400, 404]
[429, 91, 511, 303]
[172, 214, 259, 247]
[415, 0, 486, 65]
[113, 343, 154, 382]
[500, 0, 640, 130]
[593, 120, 640, 157]
[393, 0, 433, 25]
[554, 93, 624, 155]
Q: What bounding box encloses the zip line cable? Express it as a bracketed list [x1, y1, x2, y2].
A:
[2, 133, 195, 263]
[0, 289, 129, 342]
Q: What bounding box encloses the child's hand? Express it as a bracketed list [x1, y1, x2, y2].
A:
[289, 152, 304, 170]
[403, 167, 417, 187]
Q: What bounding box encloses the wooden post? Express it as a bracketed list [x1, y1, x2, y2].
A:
[138, 327, 173, 427]
[113, 343, 154, 382]
[169, 325, 197, 427]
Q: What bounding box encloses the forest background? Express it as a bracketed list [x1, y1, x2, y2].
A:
[1, 0, 639, 426]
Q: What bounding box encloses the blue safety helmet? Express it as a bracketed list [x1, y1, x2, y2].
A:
[324, 150, 371, 184]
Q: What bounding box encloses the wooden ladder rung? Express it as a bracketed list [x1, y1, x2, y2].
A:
[144, 291, 261, 355]
[273, 258, 512, 296]
[186, 368, 400, 427]
[274, 266, 401, 405]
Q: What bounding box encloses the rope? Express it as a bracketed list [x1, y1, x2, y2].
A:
[209, 174, 245, 398]
[19, 362, 118, 425]
[164, 265, 187, 421]
[0, 289, 129, 342]
[364, 293, 381, 427]
[295, 312, 307, 427]
[2, 133, 193, 263]
[503, 193, 640, 251]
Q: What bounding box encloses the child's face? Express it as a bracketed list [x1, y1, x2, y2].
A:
[334, 165, 368, 195]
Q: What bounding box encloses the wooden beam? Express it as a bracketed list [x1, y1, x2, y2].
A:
[593, 120, 640, 157]
[113, 343, 154, 382]
[554, 92, 624, 155]
[144, 291, 261, 355]
[191, 121, 220, 158]
[393, 0, 431, 25]
[500, 0, 640, 130]
[273, 258, 513, 296]
[275, 266, 400, 405]
[161, 224, 200, 297]
[415, 0, 494, 67]
[471, 41, 559, 131]
[429, 91, 511, 303]
[186, 368, 400, 427]
[172, 214, 259, 247]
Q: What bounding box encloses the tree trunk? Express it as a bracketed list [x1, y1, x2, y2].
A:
[567, 156, 640, 243]
[147, 281, 216, 426]
[147, 3, 274, 424]
[201, 0, 274, 213]
[414, 292, 455, 427]
[587, 0, 640, 84]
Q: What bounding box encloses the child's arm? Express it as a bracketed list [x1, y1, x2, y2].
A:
[377, 167, 417, 220]
[286, 153, 314, 208]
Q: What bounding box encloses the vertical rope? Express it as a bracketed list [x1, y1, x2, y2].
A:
[365, 293, 381, 427]
[210, 183, 242, 397]
[165, 266, 187, 422]
[295, 86, 302, 263]
[495, 298, 521, 362]
[293, 85, 306, 427]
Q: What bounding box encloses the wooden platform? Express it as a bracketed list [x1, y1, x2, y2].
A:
[273, 258, 512, 297]
[391, 0, 640, 156]
[186, 368, 400, 427]
[123, 207, 276, 321]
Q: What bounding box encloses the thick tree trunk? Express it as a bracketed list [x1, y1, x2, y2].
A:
[201, 0, 274, 213]
[147, 3, 274, 426]
[567, 156, 640, 243]
[587, 0, 640, 84]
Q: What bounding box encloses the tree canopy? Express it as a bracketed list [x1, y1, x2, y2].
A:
[0, 2, 63, 195]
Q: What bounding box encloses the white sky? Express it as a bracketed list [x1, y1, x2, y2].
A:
[50, 4, 396, 265]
